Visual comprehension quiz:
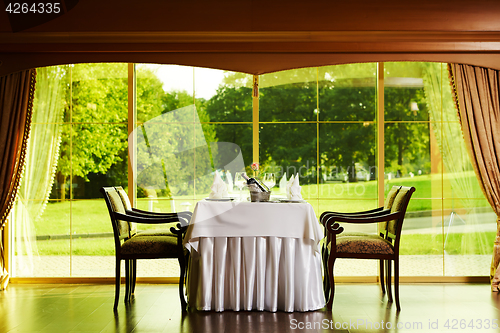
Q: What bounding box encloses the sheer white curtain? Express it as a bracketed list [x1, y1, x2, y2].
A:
[12, 66, 65, 276]
[423, 62, 489, 257]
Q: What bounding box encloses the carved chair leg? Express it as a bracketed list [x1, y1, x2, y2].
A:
[322, 244, 330, 301]
[125, 259, 131, 303]
[386, 260, 393, 303]
[177, 234, 188, 311]
[379, 259, 385, 294]
[326, 256, 336, 309]
[114, 258, 120, 311]
[395, 258, 401, 311]
[131, 259, 137, 295]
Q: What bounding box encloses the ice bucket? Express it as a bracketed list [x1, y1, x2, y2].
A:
[250, 191, 270, 202]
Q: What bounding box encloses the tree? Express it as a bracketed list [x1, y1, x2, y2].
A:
[204, 85, 253, 173]
[53, 64, 216, 199]
[135, 69, 216, 197]
[384, 86, 430, 176]
[206, 63, 430, 184]
[55, 64, 129, 199]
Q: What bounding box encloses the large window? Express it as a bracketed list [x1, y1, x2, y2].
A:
[11, 62, 494, 278]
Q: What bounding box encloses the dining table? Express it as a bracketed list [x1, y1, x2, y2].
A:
[183, 199, 325, 312]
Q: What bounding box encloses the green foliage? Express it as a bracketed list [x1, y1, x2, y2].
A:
[384, 87, 430, 176]
[136, 68, 168, 123]
[57, 64, 128, 182]
[53, 64, 217, 199]
[135, 88, 216, 197]
[51, 62, 436, 198]
[205, 85, 253, 169]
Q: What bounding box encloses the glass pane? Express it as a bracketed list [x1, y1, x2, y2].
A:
[319, 123, 377, 198]
[400, 198, 444, 276]
[197, 68, 253, 122]
[259, 68, 317, 122]
[205, 87, 252, 123]
[68, 63, 128, 124]
[319, 63, 377, 121]
[384, 123, 435, 198]
[44, 124, 70, 201]
[136, 64, 194, 124]
[25, 199, 70, 277]
[134, 118, 217, 202]
[21, 123, 65, 200]
[203, 123, 252, 172]
[384, 62, 429, 122]
[260, 123, 317, 184]
[71, 124, 128, 199]
[442, 200, 495, 276]
[71, 199, 115, 276]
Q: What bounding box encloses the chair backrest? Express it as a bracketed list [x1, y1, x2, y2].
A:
[100, 187, 132, 240]
[386, 186, 415, 240]
[380, 185, 402, 232]
[383, 185, 402, 210]
[115, 186, 137, 236]
[115, 186, 132, 210]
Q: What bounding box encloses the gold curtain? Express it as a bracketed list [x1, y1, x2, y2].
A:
[448, 63, 500, 290]
[0, 69, 37, 289]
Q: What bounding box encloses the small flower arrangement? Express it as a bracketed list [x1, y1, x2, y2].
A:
[251, 162, 260, 177]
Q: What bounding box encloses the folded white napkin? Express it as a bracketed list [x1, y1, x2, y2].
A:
[209, 172, 228, 199]
[290, 174, 303, 201]
[286, 174, 295, 199]
[225, 170, 233, 192]
[279, 172, 287, 194]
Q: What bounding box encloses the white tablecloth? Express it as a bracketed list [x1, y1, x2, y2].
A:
[184, 201, 325, 312]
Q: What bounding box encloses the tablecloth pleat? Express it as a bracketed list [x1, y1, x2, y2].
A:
[187, 236, 325, 312]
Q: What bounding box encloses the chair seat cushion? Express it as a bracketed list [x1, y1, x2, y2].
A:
[135, 222, 179, 237]
[136, 229, 175, 237]
[337, 232, 372, 237]
[329, 234, 394, 255]
[121, 235, 179, 255]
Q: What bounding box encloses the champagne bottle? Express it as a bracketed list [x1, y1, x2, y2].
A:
[241, 173, 269, 192]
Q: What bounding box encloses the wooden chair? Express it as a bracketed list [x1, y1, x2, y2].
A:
[114, 186, 192, 306]
[320, 185, 402, 301]
[100, 186, 190, 311]
[115, 186, 192, 234]
[323, 186, 415, 311]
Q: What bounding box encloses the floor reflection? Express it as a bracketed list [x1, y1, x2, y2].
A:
[180, 308, 335, 333]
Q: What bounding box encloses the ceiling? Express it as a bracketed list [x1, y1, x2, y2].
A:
[1, 0, 500, 76]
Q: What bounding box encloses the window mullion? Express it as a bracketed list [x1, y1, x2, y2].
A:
[128, 63, 137, 207]
[377, 63, 385, 208]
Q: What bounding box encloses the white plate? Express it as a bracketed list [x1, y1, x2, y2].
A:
[278, 199, 306, 203]
[205, 198, 234, 201]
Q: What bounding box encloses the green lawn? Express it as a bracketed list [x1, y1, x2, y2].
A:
[400, 231, 495, 255]
[35, 238, 115, 256]
[31, 173, 492, 256]
[34, 231, 496, 256]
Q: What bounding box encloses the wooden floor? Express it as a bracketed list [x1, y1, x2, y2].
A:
[1, 283, 500, 332]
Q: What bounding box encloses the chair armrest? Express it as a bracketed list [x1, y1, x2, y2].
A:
[114, 212, 182, 224]
[128, 209, 178, 218]
[320, 207, 384, 225]
[326, 222, 344, 235]
[170, 223, 188, 236]
[325, 211, 401, 226]
[127, 209, 192, 227]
